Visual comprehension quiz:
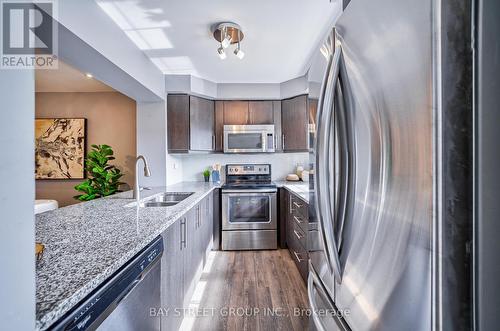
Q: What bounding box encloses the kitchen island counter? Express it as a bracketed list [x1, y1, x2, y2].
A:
[35, 182, 219, 330]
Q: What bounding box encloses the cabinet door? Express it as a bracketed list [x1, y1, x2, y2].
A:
[223, 101, 249, 125]
[160, 220, 184, 331]
[190, 96, 215, 151]
[204, 194, 214, 261]
[212, 188, 221, 250]
[281, 95, 308, 151]
[215, 101, 224, 152]
[279, 188, 289, 248]
[184, 205, 205, 307]
[249, 101, 274, 124]
[308, 98, 319, 151]
[273, 100, 283, 152]
[167, 94, 190, 152]
[183, 209, 196, 307]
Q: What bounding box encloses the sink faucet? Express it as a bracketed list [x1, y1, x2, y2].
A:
[133, 155, 151, 203]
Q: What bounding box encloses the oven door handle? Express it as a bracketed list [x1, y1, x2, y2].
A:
[222, 189, 277, 194]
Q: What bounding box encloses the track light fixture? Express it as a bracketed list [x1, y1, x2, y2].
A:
[213, 22, 244, 60]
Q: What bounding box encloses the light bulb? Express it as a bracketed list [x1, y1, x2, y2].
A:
[221, 34, 232, 48]
[217, 46, 226, 59]
[234, 45, 245, 59]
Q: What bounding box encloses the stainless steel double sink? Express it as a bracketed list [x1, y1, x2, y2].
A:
[127, 192, 194, 208]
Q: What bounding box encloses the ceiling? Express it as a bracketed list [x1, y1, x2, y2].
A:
[96, 0, 341, 83]
[35, 60, 116, 92]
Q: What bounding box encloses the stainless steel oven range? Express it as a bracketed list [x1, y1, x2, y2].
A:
[221, 164, 277, 250]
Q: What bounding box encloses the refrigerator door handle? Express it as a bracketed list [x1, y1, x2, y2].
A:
[315, 42, 343, 282]
[314, 40, 334, 275]
[308, 270, 327, 331]
[308, 261, 345, 331]
[331, 49, 355, 275]
[334, 63, 348, 251]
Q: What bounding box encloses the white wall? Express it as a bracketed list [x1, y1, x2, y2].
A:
[137, 101, 184, 187]
[164, 74, 309, 100]
[217, 83, 281, 100]
[0, 71, 35, 330]
[52, 0, 165, 100]
[136, 102, 168, 187]
[178, 153, 309, 182]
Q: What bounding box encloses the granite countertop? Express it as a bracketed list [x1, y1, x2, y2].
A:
[35, 181, 219, 331]
[275, 180, 310, 203]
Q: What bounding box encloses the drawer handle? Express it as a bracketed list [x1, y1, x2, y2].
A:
[293, 250, 306, 263]
[293, 201, 303, 209]
[294, 229, 304, 240]
[294, 215, 304, 224]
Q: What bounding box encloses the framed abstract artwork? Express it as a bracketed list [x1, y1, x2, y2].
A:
[35, 118, 86, 179]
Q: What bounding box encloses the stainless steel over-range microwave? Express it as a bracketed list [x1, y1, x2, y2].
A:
[223, 125, 275, 153]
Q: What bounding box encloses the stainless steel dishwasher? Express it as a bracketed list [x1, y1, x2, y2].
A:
[52, 236, 163, 331]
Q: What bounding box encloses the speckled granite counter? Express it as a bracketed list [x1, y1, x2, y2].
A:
[35, 182, 219, 331]
[275, 180, 310, 203]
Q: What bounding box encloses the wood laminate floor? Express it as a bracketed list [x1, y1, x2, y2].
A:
[180, 249, 310, 331]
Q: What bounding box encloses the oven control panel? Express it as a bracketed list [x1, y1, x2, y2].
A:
[227, 164, 270, 175]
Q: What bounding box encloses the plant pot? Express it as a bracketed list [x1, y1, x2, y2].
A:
[204, 176, 209, 182]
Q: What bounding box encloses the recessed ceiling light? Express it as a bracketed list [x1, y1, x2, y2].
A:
[85, 73, 93, 79]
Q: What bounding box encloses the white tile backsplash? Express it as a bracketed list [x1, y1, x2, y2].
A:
[175, 152, 309, 182]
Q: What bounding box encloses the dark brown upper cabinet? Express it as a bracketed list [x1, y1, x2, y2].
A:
[223, 101, 248, 125]
[167, 94, 215, 153]
[214, 101, 224, 152]
[223, 100, 275, 125]
[169, 95, 309, 153]
[167, 94, 190, 152]
[249, 101, 274, 124]
[214, 100, 276, 152]
[190, 96, 215, 151]
[281, 95, 308, 151]
[308, 98, 319, 151]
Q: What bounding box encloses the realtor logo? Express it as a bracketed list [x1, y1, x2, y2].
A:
[1, 0, 58, 69]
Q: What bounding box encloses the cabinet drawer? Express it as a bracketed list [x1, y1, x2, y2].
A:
[290, 195, 308, 219]
[290, 207, 308, 233]
[287, 232, 308, 282]
[291, 219, 307, 251]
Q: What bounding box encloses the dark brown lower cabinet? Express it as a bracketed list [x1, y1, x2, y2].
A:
[160, 192, 214, 330]
[286, 191, 309, 282]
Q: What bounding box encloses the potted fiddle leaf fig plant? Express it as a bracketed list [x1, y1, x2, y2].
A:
[74, 144, 125, 201]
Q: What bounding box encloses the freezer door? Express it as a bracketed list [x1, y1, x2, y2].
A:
[331, 0, 433, 330]
[308, 262, 349, 331]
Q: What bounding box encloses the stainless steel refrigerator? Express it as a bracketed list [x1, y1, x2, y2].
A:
[308, 0, 474, 330]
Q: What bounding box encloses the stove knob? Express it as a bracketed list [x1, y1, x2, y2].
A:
[235, 168, 239, 172]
